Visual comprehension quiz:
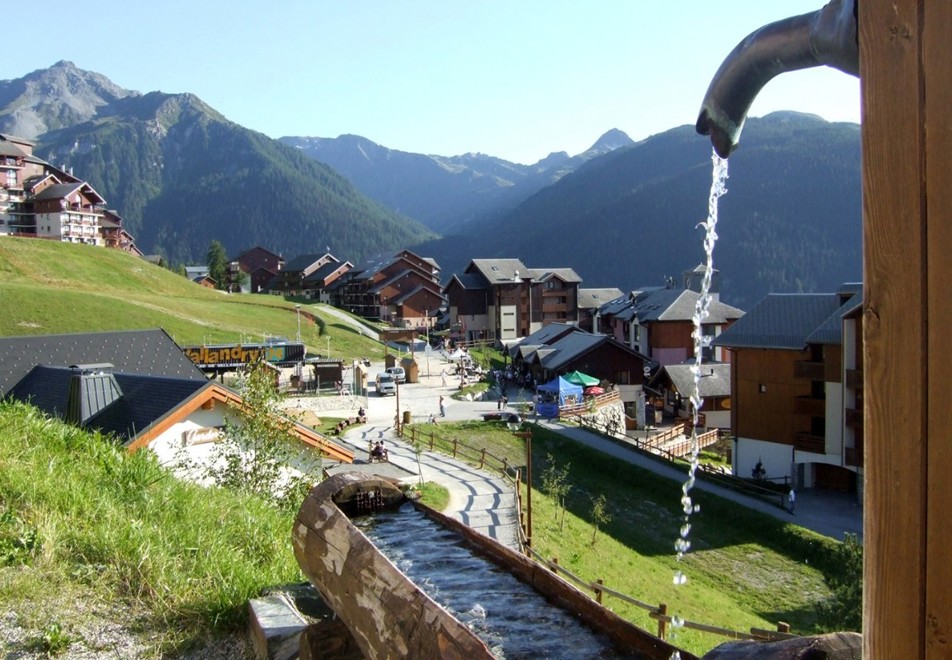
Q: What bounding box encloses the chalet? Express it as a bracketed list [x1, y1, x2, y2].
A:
[231, 247, 286, 294]
[99, 209, 141, 255]
[598, 268, 743, 366]
[270, 252, 352, 300]
[444, 258, 582, 344]
[0, 329, 353, 468]
[577, 287, 623, 333]
[652, 362, 732, 430]
[508, 323, 650, 419]
[333, 250, 444, 327]
[712, 284, 863, 497]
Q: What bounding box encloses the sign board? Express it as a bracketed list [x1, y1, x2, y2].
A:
[182, 342, 305, 369]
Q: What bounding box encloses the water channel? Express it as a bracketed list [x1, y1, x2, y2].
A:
[353, 502, 626, 658]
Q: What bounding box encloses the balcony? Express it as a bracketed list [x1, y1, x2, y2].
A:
[794, 432, 826, 454]
[845, 368, 863, 389]
[794, 360, 825, 380]
[845, 407, 864, 428]
[845, 445, 864, 467]
[793, 396, 826, 417]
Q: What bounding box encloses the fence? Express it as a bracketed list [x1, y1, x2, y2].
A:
[404, 420, 798, 647]
[522, 544, 797, 643]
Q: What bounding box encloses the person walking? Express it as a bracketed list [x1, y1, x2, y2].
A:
[440, 368, 447, 387]
[787, 487, 796, 514]
[439, 395, 446, 418]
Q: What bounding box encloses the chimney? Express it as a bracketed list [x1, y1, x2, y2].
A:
[66, 364, 122, 425]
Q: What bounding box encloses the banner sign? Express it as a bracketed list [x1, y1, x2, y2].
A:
[182, 342, 305, 369]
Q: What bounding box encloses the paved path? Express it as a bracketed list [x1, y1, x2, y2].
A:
[311, 353, 862, 544]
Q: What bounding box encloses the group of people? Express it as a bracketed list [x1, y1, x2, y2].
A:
[369, 440, 388, 462]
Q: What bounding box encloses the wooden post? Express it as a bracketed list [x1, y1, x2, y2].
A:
[550, 557, 559, 573]
[595, 578, 604, 604]
[452, 437, 458, 457]
[777, 622, 790, 634]
[657, 603, 667, 640]
[861, 2, 952, 658]
[479, 447, 486, 469]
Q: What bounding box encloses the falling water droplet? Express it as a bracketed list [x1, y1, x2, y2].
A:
[673, 570, 688, 585]
[672, 615, 685, 629]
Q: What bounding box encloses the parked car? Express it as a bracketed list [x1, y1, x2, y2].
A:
[386, 366, 406, 383]
[375, 372, 396, 396]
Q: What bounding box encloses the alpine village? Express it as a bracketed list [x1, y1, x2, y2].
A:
[1, 50, 875, 660]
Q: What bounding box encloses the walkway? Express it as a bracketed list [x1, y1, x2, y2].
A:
[308, 354, 862, 544]
[536, 419, 863, 541]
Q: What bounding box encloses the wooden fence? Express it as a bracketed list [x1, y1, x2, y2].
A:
[523, 542, 797, 644]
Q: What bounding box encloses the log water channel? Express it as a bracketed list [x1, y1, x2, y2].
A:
[353, 502, 622, 658]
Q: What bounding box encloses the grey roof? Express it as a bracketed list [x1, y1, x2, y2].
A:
[0, 329, 206, 397]
[527, 268, 583, 284]
[578, 288, 624, 310]
[664, 363, 732, 398]
[303, 260, 347, 286]
[32, 182, 84, 200]
[284, 253, 334, 273]
[598, 294, 633, 316]
[467, 259, 530, 283]
[507, 323, 579, 354]
[713, 294, 843, 350]
[631, 289, 744, 323]
[7, 365, 212, 443]
[445, 272, 487, 291]
[538, 332, 606, 371]
[0, 140, 28, 159]
[805, 292, 863, 345]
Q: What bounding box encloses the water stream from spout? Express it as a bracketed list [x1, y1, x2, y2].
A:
[669, 150, 728, 649]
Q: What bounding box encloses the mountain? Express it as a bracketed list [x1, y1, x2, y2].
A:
[0, 62, 436, 265]
[279, 129, 634, 233]
[416, 112, 862, 310]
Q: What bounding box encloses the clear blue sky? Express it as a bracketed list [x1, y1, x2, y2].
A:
[6, 1, 860, 165]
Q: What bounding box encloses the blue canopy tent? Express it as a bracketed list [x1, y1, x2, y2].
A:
[536, 376, 584, 418]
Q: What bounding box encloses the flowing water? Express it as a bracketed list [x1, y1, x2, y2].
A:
[353, 503, 624, 658]
[670, 151, 729, 649]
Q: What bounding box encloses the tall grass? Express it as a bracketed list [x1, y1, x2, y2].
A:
[0, 401, 302, 652]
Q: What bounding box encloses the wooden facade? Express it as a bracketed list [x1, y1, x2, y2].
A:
[732, 349, 811, 446]
[861, 2, 952, 655]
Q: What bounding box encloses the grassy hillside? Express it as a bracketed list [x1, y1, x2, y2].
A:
[0, 238, 385, 359]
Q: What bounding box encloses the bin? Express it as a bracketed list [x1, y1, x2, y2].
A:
[402, 410, 412, 425]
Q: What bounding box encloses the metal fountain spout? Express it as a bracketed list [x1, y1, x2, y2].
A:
[696, 0, 859, 158]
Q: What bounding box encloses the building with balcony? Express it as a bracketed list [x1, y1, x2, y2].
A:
[597, 266, 743, 366]
[332, 250, 443, 326]
[0, 134, 136, 251]
[712, 284, 863, 499]
[443, 259, 582, 344]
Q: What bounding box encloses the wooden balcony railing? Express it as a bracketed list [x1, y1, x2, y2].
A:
[794, 432, 826, 454]
[845, 407, 864, 428]
[793, 396, 826, 417]
[845, 368, 863, 389]
[845, 445, 864, 467]
[794, 360, 825, 380]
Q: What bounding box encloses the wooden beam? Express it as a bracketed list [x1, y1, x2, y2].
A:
[860, 1, 927, 657]
[923, 2, 952, 657]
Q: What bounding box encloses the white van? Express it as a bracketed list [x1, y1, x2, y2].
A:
[375, 372, 396, 396]
[386, 365, 406, 383]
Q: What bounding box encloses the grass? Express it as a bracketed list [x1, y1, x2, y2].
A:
[0, 400, 303, 654]
[403, 420, 846, 657]
[0, 237, 385, 360]
[414, 482, 450, 511]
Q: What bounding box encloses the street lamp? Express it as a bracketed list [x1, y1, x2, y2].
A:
[512, 428, 533, 549]
[294, 304, 301, 344]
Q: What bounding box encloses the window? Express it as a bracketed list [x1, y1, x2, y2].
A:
[6, 170, 15, 187]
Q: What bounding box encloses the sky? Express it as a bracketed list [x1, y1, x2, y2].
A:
[6, 1, 861, 165]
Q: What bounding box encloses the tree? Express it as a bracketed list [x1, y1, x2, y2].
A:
[180, 361, 321, 510]
[540, 454, 572, 532]
[206, 240, 228, 290]
[590, 493, 611, 546]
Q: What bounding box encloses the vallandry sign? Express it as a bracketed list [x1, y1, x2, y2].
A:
[183, 342, 305, 369]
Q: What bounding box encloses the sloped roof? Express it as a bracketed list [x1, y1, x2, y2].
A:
[284, 253, 334, 273]
[444, 272, 487, 292]
[538, 332, 607, 371]
[805, 291, 863, 345]
[303, 260, 349, 286]
[713, 294, 842, 350]
[0, 329, 205, 397]
[0, 140, 28, 159]
[578, 288, 624, 310]
[32, 182, 84, 200]
[508, 323, 579, 353]
[528, 267, 583, 284]
[664, 363, 732, 398]
[631, 288, 744, 323]
[467, 258, 530, 283]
